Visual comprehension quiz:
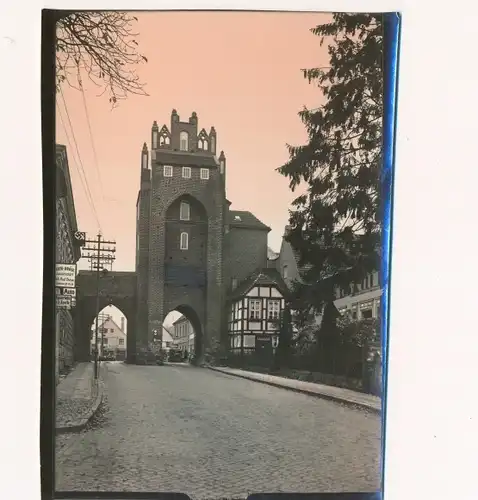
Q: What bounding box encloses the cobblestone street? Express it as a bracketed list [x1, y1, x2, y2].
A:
[56, 362, 381, 499]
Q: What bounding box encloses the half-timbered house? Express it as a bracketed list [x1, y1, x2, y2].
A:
[227, 268, 289, 358]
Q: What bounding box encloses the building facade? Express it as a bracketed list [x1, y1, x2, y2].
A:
[227, 269, 287, 358]
[172, 315, 194, 354]
[135, 109, 283, 359]
[56, 145, 81, 384]
[275, 226, 382, 322]
[90, 316, 127, 360]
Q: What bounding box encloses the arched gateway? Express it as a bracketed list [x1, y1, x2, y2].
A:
[76, 109, 281, 364]
[75, 271, 137, 362]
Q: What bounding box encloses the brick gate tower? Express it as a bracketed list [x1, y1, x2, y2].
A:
[135, 109, 227, 362]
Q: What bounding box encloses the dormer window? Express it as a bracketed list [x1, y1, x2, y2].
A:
[203, 140, 208, 151]
[180, 201, 190, 221]
[180, 131, 189, 151]
[198, 139, 204, 150]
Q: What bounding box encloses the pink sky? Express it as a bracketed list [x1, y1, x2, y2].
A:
[56, 11, 328, 272]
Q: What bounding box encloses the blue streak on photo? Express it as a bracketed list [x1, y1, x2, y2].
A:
[380, 12, 401, 496]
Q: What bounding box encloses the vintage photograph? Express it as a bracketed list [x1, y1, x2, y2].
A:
[54, 10, 385, 498]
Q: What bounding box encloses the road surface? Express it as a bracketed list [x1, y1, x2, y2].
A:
[56, 362, 381, 499]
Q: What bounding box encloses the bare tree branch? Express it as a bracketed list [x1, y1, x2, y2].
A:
[56, 12, 148, 106]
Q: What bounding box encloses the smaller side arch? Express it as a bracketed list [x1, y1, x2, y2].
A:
[166, 304, 204, 363]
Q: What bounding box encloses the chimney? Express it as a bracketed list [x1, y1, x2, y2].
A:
[121, 317, 125, 332]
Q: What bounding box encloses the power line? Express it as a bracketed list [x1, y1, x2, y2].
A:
[79, 79, 105, 200]
[58, 85, 101, 231]
[56, 101, 97, 224]
[82, 233, 116, 379]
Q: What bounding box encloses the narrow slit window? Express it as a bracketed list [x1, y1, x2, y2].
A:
[180, 201, 190, 221]
[180, 131, 189, 151]
[180, 232, 189, 250]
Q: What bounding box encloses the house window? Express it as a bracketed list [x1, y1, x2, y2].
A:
[362, 309, 373, 319]
[103, 338, 108, 345]
[200, 168, 209, 180]
[119, 338, 124, 345]
[182, 166, 191, 179]
[282, 265, 288, 279]
[163, 165, 173, 177]
[268, 300, 281, 320]
[180, 131, 189, 151]
[249, 299, 261, 320]
[370, 273, 375, 287]
[110, 328, 114, 333]
[243, 335, 255, 348]
[180, 232, 189, 250]
[180, 201, 190, 220]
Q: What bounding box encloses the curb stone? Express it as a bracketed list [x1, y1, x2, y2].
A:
[207, 366, 381, 414]
[56, 379, 105, 434]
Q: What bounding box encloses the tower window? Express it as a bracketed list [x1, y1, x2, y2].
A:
[200, 168, 209, 180]
[182, 166, 191, 179]
[180, 201, 190, 221]
[180, 232, 189, 250]
[180, 131, 189, 151]
[163, 165, 173, 177]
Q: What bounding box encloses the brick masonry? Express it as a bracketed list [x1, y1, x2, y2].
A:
[143, 111, 226, 360]
[76, 110, 271, 363]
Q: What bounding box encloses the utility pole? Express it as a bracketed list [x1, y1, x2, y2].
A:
[82, 233, 116, 379]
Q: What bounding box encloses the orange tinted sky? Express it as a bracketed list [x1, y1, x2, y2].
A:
[56, 11, 328, 272]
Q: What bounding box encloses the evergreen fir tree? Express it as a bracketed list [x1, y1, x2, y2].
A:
[278, 14, 383, 316]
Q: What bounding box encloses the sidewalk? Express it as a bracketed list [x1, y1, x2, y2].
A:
[209, 366, 381, 413]
[56, 362, 104, 434]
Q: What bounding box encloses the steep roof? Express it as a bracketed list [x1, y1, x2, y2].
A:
[162, 326, 174, 343]
[172, 315, 189, 326]
[229, 267, 289, 301]
[228, 210, 270, 231]
[267, 247, 279, 260]
[96, 317, 126, 336]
